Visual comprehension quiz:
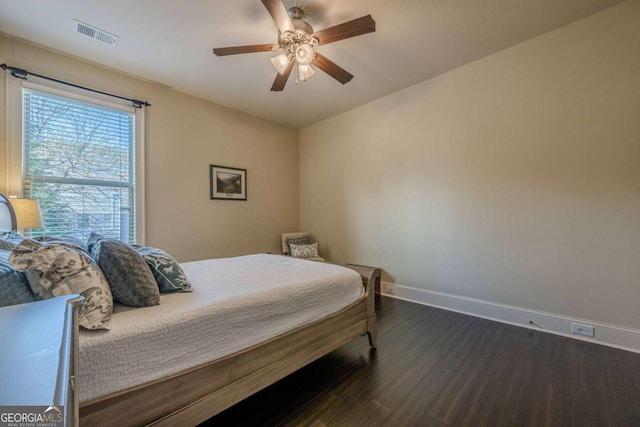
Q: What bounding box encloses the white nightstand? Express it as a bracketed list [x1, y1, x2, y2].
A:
[0, 295, 83, 427]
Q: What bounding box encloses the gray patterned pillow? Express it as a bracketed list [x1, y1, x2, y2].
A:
[0, 239, 16, 251]
[90, 238, 160, 307]
[287, 236, 310, 254]
[0, 231, 24, 250]
[133, 245, 192, 293]
[0, 249, 36, 307]
[290, 242, 319, 259]
[9, 239, 113, 329]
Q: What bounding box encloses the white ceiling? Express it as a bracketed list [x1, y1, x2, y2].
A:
[0, 0, 626, 128]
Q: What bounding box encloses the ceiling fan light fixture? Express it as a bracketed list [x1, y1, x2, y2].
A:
[270, 52, 291, 74]
[297, 63, 315, 82]
[212, 1, 376, 91]
[295, 43, 315, 66]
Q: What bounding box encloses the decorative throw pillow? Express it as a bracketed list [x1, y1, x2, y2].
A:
[0, 249, 36, 307]
[290, 242, 320, 259]
[287, 236, 310, 254]
[0, 231, 24, 249]
[86, 232, 105, 254]
[133, 245, 192, 293]
[9, 239, 112, 329]
[90, 236, 160, 307]
[0, 239, 16, 251]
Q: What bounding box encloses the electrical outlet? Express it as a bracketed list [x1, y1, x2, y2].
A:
[385, 284, 396, 295]
[571, 322, 595, 337]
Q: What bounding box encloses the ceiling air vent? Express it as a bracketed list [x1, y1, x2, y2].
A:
[73, 19, 118, 46]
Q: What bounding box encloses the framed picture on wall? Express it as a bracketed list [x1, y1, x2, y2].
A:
[210, 165, 247, 201]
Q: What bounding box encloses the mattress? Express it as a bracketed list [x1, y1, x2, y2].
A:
[78, 254, 364, 403]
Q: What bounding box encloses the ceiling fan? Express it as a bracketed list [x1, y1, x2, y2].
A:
[213, 0, 376, 91]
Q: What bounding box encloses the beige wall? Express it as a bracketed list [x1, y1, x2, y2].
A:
[0, 36, 299, 262]
[300, 2, 640, 329]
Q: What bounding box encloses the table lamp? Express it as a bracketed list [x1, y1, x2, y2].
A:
[10, 198, 44, 233]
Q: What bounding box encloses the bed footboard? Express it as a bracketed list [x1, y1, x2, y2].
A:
[344, 264, 380, 348]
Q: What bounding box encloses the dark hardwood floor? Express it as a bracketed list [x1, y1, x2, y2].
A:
[202, 296, 640, 426]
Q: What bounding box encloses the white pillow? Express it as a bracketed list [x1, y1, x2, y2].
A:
[290, 242, 319, 259]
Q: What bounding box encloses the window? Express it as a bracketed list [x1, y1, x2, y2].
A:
[10, 83, 144, 244]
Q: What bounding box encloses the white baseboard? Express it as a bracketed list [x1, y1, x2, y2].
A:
[380, 281, 640, 354]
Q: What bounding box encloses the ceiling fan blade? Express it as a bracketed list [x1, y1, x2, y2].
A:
[312, 53, 354, 84]
[213, 44, 275, 56]
[313, 15, 376, 45]
[271, 62, 294, 91]
[261, 0, 296, 34]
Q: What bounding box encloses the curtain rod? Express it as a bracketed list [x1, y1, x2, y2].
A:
[1, 63, 151, 108]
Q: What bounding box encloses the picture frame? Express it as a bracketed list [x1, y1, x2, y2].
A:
[210, 165, 247, 201]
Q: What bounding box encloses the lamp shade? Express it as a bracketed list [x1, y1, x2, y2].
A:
[297, 64, 315, 81]
[294, 44, 314, 66]
[11, 198, 44, 229]
[270, 53, 290, 75]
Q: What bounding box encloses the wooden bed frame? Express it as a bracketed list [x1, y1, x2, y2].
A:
[79, 265, 380, 427]
[0, 193, 377, 426]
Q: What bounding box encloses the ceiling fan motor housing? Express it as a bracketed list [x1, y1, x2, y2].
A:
[277, 8, 318, 66]
[288, 7, 314, 34]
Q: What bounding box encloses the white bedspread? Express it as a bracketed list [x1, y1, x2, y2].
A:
[78, 254, 364, 403]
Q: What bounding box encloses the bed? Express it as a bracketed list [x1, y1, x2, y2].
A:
[0, 194, 378, 426]
[79, 255, 377, 426]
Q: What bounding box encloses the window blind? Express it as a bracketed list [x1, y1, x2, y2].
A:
[22, 88, 136, 243]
